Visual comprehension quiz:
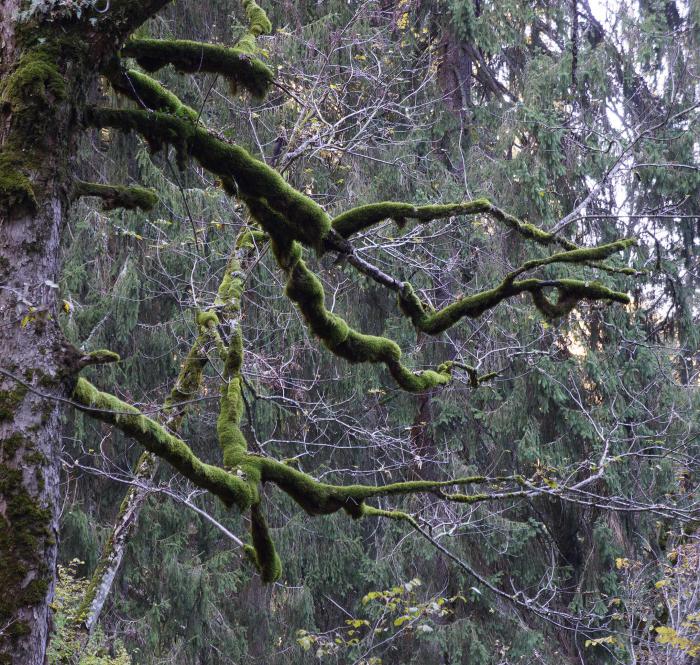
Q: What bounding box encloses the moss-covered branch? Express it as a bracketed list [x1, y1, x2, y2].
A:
[87, 105, 632, 385]
[398, 275, 630, 335]
[330, 199, 578, 250]
[75, 311, 223, 637]
[73, 378, 254, 509]
[331, 200, 491, 238]
[244, 503, 282, 583]
[264, 230, 453, 392]
[71, 379, 518, 519]
[73, 180, 158, 211]
[121, 38, 273, 99]
[396, 240, 633, 334]
[235, 0, 273, 52]
[104, 63, 200, 122]
[87, 107, 332, 248]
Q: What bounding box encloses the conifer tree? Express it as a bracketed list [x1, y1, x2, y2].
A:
[0, 2, 640, 662]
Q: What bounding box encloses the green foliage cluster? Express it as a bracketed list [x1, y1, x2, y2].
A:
[47, 560, 132, 665]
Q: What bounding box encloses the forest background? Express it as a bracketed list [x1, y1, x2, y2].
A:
[8, 0, 699, 663]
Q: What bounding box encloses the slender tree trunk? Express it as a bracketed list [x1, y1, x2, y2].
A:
[76, 453, 158, 641]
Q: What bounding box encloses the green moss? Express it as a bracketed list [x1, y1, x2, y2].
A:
[0, 152, 36, 212]
[88, 107, 332, 248]
[530, 279, 630, 319]
[513, 239, 636, 277]
[236, 227, 267, 249]
[398, 269, 631, 334]
[241, 0, 272, 36]
[266, 236, 451, 392]
[0, 47, 66, 113]
[84, 349, 121, 365]
[331, 199, 492, 238]
[247, 503, 282, 583]
[214, 256, 245, 310]
[256, 453, 488, 517]
[235, 0, 273, 54]
[196, 311, 219, 327]
[73, 378, 253, 509]
[0, 385, 28, 422]
[74, 180, 158, 211]
[163, 331, 208, 415]
[105, 64, 199, 123]
[121, 38, 273, 98]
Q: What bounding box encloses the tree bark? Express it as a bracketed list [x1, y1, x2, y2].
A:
[0, 16, 92, 663]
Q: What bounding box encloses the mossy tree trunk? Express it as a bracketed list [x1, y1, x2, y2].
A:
[0, 22, 90, 665]
[0, 2, 175, 659]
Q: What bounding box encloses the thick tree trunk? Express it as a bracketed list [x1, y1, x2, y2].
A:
[0, 17, 90, 664]
[0, 1, 177, 660]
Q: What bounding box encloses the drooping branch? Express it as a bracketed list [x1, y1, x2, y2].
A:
[73, 180, 158, 211]
[87, 101, 633, 388]
[71, 378, 528, 515]
[118, 0, 272, 98]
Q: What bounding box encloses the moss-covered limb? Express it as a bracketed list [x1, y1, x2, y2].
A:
[235, 0, 273, 53]
[398, 270, 630, 334]
[256, 454, 497, 516]
[104, 63, 199, 122]
[73, 180, 158, 211]
[240, 0, 273, 38]
[215, 259, 264, 500]
[259, 231, 454, 393]
[442, 489, 530, 504]
[483, 203, 577, 250]
[245, 502, 282, 583]
[236, 226, 267, 249]
[359, 505, 419, 527]
[331, 199, 492, 238]
[76, 349, 121, 369]
[330, 198, 575, 250]
[74, 305, 227, 640]
[121, 38, 273, 98]
[72, 378, 253, 509]
[162, 313, 219, 423]
[88, 107, 332, 249]
[505, 239, 636, 281]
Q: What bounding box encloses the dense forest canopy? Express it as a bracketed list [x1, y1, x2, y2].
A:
[0, 0, 698, 664]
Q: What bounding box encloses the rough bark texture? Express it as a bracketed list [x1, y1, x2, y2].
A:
[0, 2, 178, 659]
[0, 14, 89, 664]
